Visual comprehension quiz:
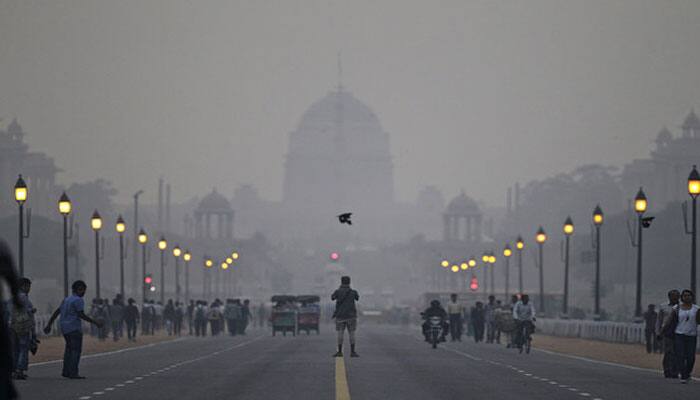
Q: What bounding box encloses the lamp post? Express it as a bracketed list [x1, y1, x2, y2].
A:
[562, 217, 574, 317]
[158, 237, 167, 304]
[503, 244, 512, 300]
[536, 226, 547, 313]
[634, 188, 648, 319]
[115, 215, 126, 299]
[58, 192, 72, 297]
[138, 229, 148, 305]
[184, 250, 191, 304]
[516, 236, 524, 294]
[222, 261, 230, 297]
[132, 190, 143, 299]
[481, 253, 489, 296]
[488, 253, 496, 296]
[204, 258, 213, 298]
[91, 210, 103, 298]
[14, 175, 28, 276]
[593, 205, 604, 317]
[688, 166, 700, 295]
[173, 245, 182, 302]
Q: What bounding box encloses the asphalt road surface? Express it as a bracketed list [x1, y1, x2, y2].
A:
[15, 325, 700, 400]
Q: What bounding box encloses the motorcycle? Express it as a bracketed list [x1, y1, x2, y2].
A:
[428, 316, 444, 349]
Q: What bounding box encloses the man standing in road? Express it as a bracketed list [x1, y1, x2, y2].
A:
[643, 304, 658, 353]
[447, 294, 463, 341]
[485, 295, 497, 344]
[44, 280, 103, 379]
[656, 289, 680, 378]
[331, 276, 359, 358]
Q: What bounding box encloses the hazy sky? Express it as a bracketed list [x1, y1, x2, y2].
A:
[1, 0, 699, 206]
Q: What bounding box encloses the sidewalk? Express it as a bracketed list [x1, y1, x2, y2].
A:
[533, 334, 700, 378]
[30, 332, 179, 364]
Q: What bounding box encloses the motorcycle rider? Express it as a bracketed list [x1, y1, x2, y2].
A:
[512, 294, 536, 349]
[421, 300, 449, 342]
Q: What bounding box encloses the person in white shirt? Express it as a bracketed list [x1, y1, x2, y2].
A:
[672, 289, 700, 383]
[512, 294, 536, 350]
[447, 294, 464, 342]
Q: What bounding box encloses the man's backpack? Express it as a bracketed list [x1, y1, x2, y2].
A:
[11, 304, 33, 335]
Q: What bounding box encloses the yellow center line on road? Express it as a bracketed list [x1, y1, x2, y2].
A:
[335, 357, 351, 400]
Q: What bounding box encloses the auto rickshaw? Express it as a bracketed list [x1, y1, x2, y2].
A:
[270, 295, 297, 336]
[296, 295, 321, 335]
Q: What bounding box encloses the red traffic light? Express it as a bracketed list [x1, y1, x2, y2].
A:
[469, 275, 479, 291]
[330, 252, 340, 261]
[144, 275, 153, 285]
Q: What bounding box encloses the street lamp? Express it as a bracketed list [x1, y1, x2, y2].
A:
[634, 188, 648, 319]
[441, 260, 449, 268]
[481, 253, 489, 296]
[158, 237, 167, 303]
[203, 258, 213, 299]
[562, 216, 574, 317]
[232, 251, 239, 260]
[688, 166, 700, 296]
[503, 244, 512, 300]
[138, 229, 148, 305]
[488, 253, 496, 296]
[91, 210, 103, 298]
[173, 245, 182, 302]
[58, 192, 72, 297]
[226, 257, 233, 265]
[14, 175, 29, 276]
[593, 205, 604, 317]
[516, 236, 524, 294]
[536, 226, 547, 313]
[115, 215, 126, 299]
[183, 250, 191, 304]
[468, 257, 477, 268]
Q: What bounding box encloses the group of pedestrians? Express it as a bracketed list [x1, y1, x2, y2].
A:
[656, 289, 700, 384]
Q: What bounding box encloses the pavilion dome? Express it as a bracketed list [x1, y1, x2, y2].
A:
[655, 126, 673, 145]
[297, 88, 381, 132]
[682, 109, 700, 130]
[446, 192, 480, 215]
[197, 188, 232, 213]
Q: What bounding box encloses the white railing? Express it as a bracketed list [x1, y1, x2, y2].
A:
[537, 318, 700, 351]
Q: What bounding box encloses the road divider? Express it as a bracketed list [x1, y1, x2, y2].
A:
[335, 357, 351, 400]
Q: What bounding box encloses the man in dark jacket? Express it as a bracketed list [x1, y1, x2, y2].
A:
[422, 299, 449, 342]
[471, 302, 486, 343]
[331, 276, 359, 358]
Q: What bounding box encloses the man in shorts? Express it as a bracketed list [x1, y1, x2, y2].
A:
[332, 276, 359, 358]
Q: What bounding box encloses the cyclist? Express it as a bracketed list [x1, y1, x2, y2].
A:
[512, 294, 536, 352]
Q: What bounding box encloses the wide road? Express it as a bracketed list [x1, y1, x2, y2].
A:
[15, 325, 700, 400]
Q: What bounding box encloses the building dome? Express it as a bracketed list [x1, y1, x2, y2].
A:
[197, 188, 232, 212]
[446, 192, 480, 215]
[7, 118, 23, 136]
[298, 89, 381, 131]
[655, 126, 673, 146]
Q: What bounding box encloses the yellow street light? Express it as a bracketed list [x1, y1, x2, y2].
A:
[158, 237, 167, 251]
[226, 257, 233, 264]
[183, 251, 192, 262]
[115, 215, 126, 234]
[232, 252, 239, 260]
[221, 262, 229, 270]
[205, 259, 213, 268]
[536, 227, 547, 244]
[14, 175, 27, 204]
[58, 192, 72, 215]
[689, 165, 700, 197]
[173, 245, 182, 257]
[138, 229, 148, 244]
[468, 258, 477, 268]
[482, 254, 489, 263]
[503, 245, 512, 258]
[563, 216, 574, 236]
[460, 262, 468, 270]
[451, 265, 459, 273]
[593, 205, 604, 226]
[91, 210, 102, 231]
[441, 260, 449, 268]
[516, 236, 524, 250]
[634, 187, 648, 214]
[488, 254, 496, 264]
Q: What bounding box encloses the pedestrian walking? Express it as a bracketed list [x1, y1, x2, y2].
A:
[240, 299, 251, 335]
[331, 276, 360, 358]
[124, 298, 139, 342]
[663, 289, 700, 384]
[485, 296, 497, 344]
[447, 294, 463, 341]
[470, 302, 485, 343]
[174, 302, 184, 336]
[0, 240, 22, 400]
[110, 297, 124, 342]
[10, 277, 37, 381]
[656, 289, 680, 378]
[643, 304, 658, 353]
[187, 300, 195, 335]
[207, 300, 223, 336]
[164, 299, 175, 336]
[44, 280, 103, 379]
[195, 301, 208, 336]
[94, 299, 110, 341]
[224, 299, 239, 336]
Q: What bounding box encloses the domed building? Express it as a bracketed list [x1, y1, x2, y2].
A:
[443, 191, 483, 243]
[194, 188, 234, 240]
[283, 86, 394, 213]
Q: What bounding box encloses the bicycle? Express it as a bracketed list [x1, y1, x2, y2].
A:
[516, 320, 535, 354]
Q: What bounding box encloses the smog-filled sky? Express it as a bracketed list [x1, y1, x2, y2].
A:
[1, 0, 699, 205]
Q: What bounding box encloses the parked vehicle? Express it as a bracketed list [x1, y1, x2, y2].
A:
[296, 295, 320, 335]
[270, 295, 297, 336]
